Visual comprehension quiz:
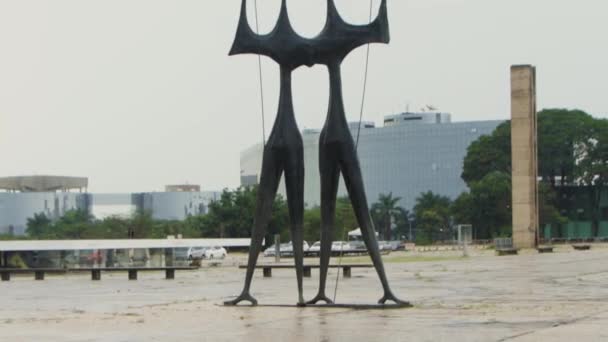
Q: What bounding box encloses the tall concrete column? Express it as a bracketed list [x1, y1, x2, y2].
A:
[511, 65, 539, 249]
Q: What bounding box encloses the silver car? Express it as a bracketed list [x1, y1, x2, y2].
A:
[264, 241, 309, 257]
[187, 246, 208, 260]
[331, 241, 351, 252]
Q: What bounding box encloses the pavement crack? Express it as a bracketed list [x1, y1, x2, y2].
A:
[497, 308, 608, 341]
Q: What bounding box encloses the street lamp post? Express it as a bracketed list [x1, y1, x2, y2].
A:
[408, 218, 413, 242]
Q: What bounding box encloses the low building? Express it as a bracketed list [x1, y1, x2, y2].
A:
[0, 176, 90, 235]
[0, 175, 87, 193]
[0, 176, 221, 236]
[0, 192, 89, 235]
[165, 184, 201, 192]
[134, 191, 220, 221]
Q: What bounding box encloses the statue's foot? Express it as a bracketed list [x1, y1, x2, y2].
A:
[297, 295, 306, 307]
[378, 291, 412, 307]
[306, 293, 334, 305]
[224, 292, 258, 306]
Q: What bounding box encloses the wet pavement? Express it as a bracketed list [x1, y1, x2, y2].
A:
[1, 245, 608, 341]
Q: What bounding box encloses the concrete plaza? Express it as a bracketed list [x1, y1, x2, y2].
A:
[1, 245, 608, 341]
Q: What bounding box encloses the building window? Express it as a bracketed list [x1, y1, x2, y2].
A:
[602, 207, 608, 221]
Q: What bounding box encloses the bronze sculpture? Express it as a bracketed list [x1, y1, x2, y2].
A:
[223, 0, 312, 306]
[225, 0, 409, 307]
[306, 0, 407, 306]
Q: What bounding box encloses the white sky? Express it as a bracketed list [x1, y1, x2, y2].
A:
[0, 0, 606, 193]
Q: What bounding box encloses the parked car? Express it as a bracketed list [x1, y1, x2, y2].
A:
[386, 241, 402, 251]
[264, 241, 309, 257]
[331, 241, 351, 252]
[187, 246, 209, 260]
[308, 241, 321, 255]
[283, 241, 309, 255]
[309, 241, 360, 255]
[204, 246, 227, 259]
[378, 241, 393, 252]
[348, 240, 366, 251]
[264, 243, 286, 257]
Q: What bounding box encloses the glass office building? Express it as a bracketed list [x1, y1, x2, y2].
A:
[240, 112, 504, 210]
[0, 189, 220, 235]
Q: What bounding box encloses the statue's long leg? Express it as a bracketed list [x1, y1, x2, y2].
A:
[224, 148, 283, 306]
[284, 145, 306, 306]
[339, 143, 410, 306]
[307, 140, 340, 305]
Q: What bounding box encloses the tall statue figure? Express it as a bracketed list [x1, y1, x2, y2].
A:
[305, 0, 408, 306]
[224, 0, 314, 306]
[226, 0, 408, 307]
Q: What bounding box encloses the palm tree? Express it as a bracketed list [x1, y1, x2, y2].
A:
[371, 193, 404, 240]
[413, 191, 452, 243]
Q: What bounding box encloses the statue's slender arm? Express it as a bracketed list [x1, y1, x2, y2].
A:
[324, 0, 390, 57]
[229, 0, 315, 68]
[229, 0, 274, 58]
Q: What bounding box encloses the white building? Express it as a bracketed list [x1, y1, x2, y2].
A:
[0, 176, 221, 236]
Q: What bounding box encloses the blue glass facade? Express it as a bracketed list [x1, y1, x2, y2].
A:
[240, 114, 504, 210]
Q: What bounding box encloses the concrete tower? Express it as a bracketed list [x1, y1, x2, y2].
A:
[510, 65, 539, 249]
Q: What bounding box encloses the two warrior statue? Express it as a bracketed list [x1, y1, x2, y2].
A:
[224, 0, 408, 307]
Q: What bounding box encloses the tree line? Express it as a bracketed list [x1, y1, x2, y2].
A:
[21, 188, 410, 244]
[408, 109, 608, 242]
[15, 108, 608, 244]
[455, 108, 608, 238]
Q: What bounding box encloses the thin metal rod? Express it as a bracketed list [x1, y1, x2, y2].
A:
[254, 0, 266, 145]
[332, 228, 347, 303]
[355, 0, 375, 151]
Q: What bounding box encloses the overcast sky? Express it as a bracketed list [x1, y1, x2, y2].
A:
[0, 0, 606, 193]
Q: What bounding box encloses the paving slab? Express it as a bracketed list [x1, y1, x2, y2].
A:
[1, 246, 608, 341]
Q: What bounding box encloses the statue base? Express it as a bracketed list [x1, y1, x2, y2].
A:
[222, 302, 413, 309]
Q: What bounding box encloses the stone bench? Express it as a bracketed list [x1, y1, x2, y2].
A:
[537, 246, 554, 253]
[238, 264, 373, 278]
[495, 248, 519, 256]
[494, 238, 518, 256]
[572, 244, 591, 251]
[0, 266, 197, 281]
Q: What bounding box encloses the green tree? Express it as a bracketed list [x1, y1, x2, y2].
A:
[127, 211, 154, 238]
[184, 214, 218, 237]
[413, 192, 452, 244]
[471, 171, 512, 238]
[538, 183, 567, 233]
[194, 186, 289, 244]
[538, 109, 594, 187]
[459, 108, 604, 238]
[90, 216, 129, 239]
[461, 121, 511, 185]
[300, 197, 358, 243]
[462, 109, 595, 188]
[451, 192, 475, 234]
[371, 192, 404, 240]
[52, 210, 94, 239]
[574, 118, 608, 236]
[334, 197, 358, 240]
[386, 206, 412, 241]
[26, 213, 52, 238]
[303, 206, 321, 242]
